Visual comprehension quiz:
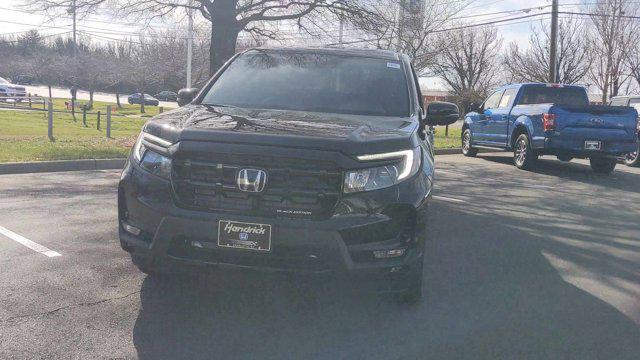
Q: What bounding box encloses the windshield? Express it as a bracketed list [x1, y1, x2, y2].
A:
[0, 77, 9, 84]
[201, 51, 410, 117]
[517, 86, 589, 106]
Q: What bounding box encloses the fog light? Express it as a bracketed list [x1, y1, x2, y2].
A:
[122, 222, 141, 236]
[373, 248, 405, 259]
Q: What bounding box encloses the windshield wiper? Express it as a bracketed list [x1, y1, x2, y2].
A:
[205, 103, 240, 109]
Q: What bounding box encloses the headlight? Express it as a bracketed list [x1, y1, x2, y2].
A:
[132, 133, 146, 163]
[344, 147, 421, 193]
[131, 132, 172, 179]
[140, 150, 172, 179]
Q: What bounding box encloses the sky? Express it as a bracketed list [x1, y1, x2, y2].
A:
[0, 0, 590, 90]
[0, 0, 577, 44]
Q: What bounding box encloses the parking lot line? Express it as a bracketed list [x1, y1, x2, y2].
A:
[433, 195, 466, 203]
[0, 225, 61, 257]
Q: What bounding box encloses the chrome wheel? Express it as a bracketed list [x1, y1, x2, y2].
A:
[515, 138, 527, 166]
[624, 145, 639, 166]
[462, 132, 471, 153]
[461, 129, 478, 157]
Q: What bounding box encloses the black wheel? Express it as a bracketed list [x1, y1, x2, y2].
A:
[590, 157, 617, 174]
[461, 129, 478, 157]
[557, 154, 573, 162]
[623, 143, 639, 167]
[131, 255, 157, 275]
[513, 133, 537, 170]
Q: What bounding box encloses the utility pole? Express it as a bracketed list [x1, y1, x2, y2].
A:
[186, 2, 193, 88]
[71, 0, 77, 58]
[395, 0, 405, 52]
[338, 18, 344, 46]
[549, 0, 559, 83]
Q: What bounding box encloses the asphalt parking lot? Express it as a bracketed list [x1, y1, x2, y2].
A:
[0, 153, 639, 359]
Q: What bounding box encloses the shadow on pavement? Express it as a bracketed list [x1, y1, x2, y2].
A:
[477, 154, 640, 194]
[131, 200, 640, 360]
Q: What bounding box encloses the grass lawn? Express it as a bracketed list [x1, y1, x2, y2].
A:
[1, 97, 164, 117]
[48, 98, 163, 117]
[433, 126, 461, 149]
[0, 109, 145, 162]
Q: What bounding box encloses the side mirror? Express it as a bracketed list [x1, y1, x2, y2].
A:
[424, 101, 460, 126]
[467, 102, 481, 113]
[177, 88, 199, 107]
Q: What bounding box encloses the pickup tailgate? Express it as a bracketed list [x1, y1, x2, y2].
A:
[547, 105, 638, 154]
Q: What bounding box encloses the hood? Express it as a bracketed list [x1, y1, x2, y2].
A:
[143, 104, 420, 155]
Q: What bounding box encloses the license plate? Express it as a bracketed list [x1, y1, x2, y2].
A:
[585, 141, 601, 150]
[217, 220, 271, 252]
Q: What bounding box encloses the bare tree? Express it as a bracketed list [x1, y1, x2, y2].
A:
[430, 25, 502, 110]
[588, 0, 639, 103]
[360, 0, 469, 72]
[123, 36, 163, 113]
[28, 0, 381, 75]
[625, 41, 640, 92]
[504, 17, 590, 84]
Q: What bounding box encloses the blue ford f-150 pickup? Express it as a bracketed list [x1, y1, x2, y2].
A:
[462, 83, 639, 173]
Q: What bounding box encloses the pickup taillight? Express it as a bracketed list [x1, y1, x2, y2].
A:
[543, 113, 556, 131]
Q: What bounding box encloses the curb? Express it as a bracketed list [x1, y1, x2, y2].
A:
[0, 149, 462, 175]
[434, 148, 460, 155]
[0, 159, 126, 175]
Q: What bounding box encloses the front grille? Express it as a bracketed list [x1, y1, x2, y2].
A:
[171, 151, 342, 219]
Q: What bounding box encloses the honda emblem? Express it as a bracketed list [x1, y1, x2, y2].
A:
[237, 168, 267, 192]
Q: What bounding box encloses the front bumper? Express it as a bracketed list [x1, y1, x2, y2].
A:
[118, 158, 433, 292]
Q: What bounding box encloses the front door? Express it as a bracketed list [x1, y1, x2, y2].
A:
[486, 87, 517, 145]
[474, 90, 504, 143]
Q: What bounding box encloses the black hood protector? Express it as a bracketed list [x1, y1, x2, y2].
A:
[143, 104, 420, 155]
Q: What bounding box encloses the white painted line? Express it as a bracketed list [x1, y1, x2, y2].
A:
[436, 170, 456, 176]
[0, 226, 61, 257]
[433, 195, 466, 203]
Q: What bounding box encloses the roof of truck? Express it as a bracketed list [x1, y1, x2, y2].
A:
[501, 83, 586, 88]
[610, 94, 640, 99]
[243, 47, 402, 61]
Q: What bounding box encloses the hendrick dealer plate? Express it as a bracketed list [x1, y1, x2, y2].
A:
[218, 220, 271, 252]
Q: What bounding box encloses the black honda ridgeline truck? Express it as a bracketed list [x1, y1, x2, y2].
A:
[118, 47, 458, 303]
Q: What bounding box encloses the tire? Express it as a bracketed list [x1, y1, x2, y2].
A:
[513, 133, 537, 170]
[623, 143, 639, 167]
[557, 154, 573, 162]
[590, 157, 617, 174]
[461, 129, 478, 157]
[131, 255, 157, 275]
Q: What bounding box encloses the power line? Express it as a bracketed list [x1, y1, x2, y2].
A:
[0, 6, 175, 29]
[0, 31, 73, 44]
[431, 12, 549, 33]
[325, 15, 552, 47]
[559, 11, 640, 20]
[454, 5, 550, 20]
